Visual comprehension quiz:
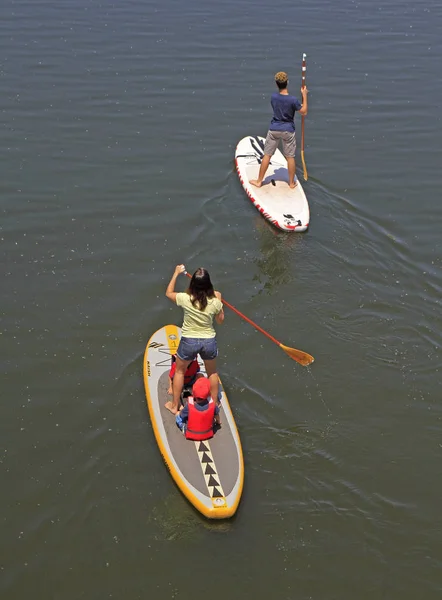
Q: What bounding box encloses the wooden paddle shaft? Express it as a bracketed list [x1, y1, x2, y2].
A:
[301, 52, 307, 89]
[301, 53, 306, 149]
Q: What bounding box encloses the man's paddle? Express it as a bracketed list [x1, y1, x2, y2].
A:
[184, 271, 314, 367]
[301, 53, 308, 181]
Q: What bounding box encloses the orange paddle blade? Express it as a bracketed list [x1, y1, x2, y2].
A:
[280, 343, 314, 366]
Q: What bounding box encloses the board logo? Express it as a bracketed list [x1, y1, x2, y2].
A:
[283, 213, 301, 227]
[168, 334, 177, 340]
[148, 341, 164, 349]
[146, 360, 151, 376]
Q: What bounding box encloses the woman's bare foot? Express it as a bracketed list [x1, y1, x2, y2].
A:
[250, 179, 263, 188]
[289, 181, 298, 189]
[165, 401, 179, 415]
[167, 384, 173, 395]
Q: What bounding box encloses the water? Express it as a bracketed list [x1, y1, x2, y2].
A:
[2, 0, 442, 598]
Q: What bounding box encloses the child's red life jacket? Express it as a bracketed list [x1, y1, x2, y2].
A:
[185, 397, 216, 441]
[169, 355, 200, 385]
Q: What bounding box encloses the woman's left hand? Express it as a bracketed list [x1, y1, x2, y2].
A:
[174, 264, 186, 276]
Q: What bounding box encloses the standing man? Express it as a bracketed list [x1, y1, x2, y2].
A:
[250, 71, 308, 189]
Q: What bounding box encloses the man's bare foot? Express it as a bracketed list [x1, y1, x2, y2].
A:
[250, 179, 263, 188]
[289, 181, 298, 189]
[165, 401, 179, 415]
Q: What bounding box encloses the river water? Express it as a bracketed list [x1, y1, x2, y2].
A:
[2, 0, 442, 598]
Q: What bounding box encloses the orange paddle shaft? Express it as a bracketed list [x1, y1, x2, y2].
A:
[183, 270, 314, 366]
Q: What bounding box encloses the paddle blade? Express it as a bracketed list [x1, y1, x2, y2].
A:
[301, 150, 308, 181]
[280, 343, 314, 366]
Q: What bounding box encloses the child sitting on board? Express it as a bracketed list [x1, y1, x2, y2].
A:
[176, 377, 220, 441]
[168, 353, 200, 395]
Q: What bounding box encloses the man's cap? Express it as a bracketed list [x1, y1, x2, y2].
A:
[275, 71, 288, 83]
[192, 377, 211, 399]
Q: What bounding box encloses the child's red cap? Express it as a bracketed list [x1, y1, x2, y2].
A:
[192, 377, 211, 399]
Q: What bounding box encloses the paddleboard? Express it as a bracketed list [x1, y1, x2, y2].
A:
[235, 135, 310, 232]
[143, 324, 244, 519]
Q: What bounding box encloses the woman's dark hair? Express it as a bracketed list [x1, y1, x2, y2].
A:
[187, 268, 215, 311]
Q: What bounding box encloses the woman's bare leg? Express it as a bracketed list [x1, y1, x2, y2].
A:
[203, 358, 219, 405]
[165, 357, 189, 415]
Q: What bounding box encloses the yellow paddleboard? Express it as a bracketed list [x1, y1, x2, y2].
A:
[143, 324, 244, 519]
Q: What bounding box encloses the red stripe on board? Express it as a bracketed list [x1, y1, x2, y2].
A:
[236, 155, 309, 232]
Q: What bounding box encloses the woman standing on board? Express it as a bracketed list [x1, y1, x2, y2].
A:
[165, 265, 224, 415]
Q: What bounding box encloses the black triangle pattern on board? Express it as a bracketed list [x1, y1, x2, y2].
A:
[200, 452, 213, 463]
[195, 441, 226, 502]
[207, 475, 220, 488]
[204, 464, 216, 475]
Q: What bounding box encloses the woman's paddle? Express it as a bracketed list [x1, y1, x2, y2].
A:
[184, 271, 314, 367]
[301, 52, 308, 181]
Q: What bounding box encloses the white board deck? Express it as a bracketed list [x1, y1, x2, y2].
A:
[143, 324, 244, 519]
[235, 135, 310, 232]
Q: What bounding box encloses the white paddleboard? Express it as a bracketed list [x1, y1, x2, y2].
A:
[235, 135, 310, 232]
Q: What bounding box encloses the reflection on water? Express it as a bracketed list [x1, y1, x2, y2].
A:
[148, 491, 234, 541]
[148, 494, 203, 542]
[252, 217, 305, 294]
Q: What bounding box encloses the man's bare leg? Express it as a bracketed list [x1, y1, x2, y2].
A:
[250, 155, 271, 188]
[286, 157, 298, 188]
